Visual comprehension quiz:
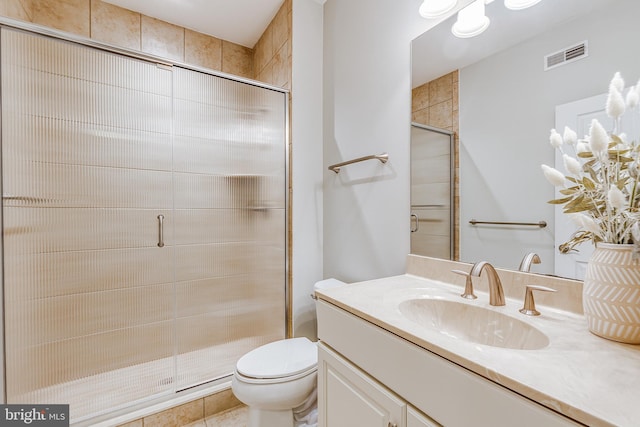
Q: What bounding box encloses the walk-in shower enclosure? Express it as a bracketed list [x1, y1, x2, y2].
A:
[1, 24, 288, 423]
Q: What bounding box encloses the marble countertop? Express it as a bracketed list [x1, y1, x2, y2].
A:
[316, 273, 640, 427]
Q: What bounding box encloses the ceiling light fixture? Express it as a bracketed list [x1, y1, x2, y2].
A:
[504, 0, 542, 10]
[419, 0, 458, 19]
[451, 0, 490, 38]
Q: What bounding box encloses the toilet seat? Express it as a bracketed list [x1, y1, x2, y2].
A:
[236, 337, 318, 383]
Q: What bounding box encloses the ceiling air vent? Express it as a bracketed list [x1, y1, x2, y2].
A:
[544, 41, 588, 71]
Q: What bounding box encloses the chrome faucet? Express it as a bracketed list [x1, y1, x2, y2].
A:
[470, 261, 505, 306]
[518, 252, 541, 272]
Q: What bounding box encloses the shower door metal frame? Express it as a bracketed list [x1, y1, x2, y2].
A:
[0, 16, 291, 407]
[410, 122, 455, 260]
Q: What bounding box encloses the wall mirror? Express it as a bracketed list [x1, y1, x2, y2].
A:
[410, 0, 640, 279]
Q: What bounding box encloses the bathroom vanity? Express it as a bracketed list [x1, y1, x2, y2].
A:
[315, 255, 640, 427]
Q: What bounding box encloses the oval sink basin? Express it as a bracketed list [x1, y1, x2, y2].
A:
[398, 298, 549, 350]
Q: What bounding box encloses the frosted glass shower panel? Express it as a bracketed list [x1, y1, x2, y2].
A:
[172, 68, 287, 388]
[1, 29, 175, 419]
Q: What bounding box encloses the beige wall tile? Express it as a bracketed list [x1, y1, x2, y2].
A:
[253, 25, 272, 76]
[452, 83, 459, 111]
[141, 15, 184, 62]
[90, 0, 140, 50]
[428, 100, 453, 132]
[412, 83, 430, 111]
[272, 42, 289, 88]
[222, 41, 253, 79]
[412, 108, 429, 126]
[32, 0, 90, 37]
[0, 0, 31, 21]
[429, 72, 453, 105]
[116, 420, 143, 427]
[204, 389, 242, 418]
[185, 29, 222, 71]
[272, 2, 289, 53]
[143, 399, 204, 427]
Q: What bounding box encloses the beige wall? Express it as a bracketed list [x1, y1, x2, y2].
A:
[0, 0, 292, 87]
[253, 0, 291, 89]
[412, 71, 460, 260]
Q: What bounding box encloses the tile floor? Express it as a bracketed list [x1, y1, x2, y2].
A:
[183, 405, 248, 427]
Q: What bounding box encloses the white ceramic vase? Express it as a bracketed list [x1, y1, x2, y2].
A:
[583, 243, 640, 344]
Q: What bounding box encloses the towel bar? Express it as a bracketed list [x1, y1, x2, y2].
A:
[328, 153, 388, 174]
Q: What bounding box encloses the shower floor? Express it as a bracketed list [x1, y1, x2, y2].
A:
[12, 338, 257, 423]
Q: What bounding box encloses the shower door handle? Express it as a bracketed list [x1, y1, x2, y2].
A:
[410, 214, 419, 232]
[157, 214, 165, 247]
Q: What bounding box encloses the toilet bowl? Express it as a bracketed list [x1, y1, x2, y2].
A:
[231, 279, 346, 427]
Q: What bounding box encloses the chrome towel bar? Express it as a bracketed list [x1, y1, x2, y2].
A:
[469, 219, 547, 228]
[328, 152, 389, 174]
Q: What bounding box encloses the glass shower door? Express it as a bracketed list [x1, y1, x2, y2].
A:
[1, 26, 288, 422]
[410, 124, 454, 259]
[1, 28, 176, 420]
[172, 68, 287, 389]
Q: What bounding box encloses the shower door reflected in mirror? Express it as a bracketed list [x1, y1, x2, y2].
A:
[410, 124, 454, 260]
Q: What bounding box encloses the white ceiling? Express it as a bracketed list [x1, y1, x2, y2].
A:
[104, 0, 285, 48]
[412, 0, 619, 87]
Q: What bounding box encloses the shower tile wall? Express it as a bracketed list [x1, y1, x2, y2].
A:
[0, 0, 294, 84]
[412, 71, 460, 260]
[0, 0, 293, 84]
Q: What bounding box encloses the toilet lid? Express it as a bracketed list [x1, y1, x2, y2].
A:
[236, 337, 317, 379]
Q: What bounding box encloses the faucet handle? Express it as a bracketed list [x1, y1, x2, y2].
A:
[452, 269, 477, 300]
[519, 285, 557, 316]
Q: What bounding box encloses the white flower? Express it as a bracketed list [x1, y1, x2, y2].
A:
[543, 73, 640, 249]
[576, 141, 590, 154]
[627, 86, 639, 109]
[563, 126, 577, 146]
[610, 71, 625, 92]
[606, 87, 626, 119]
[562, 154, 582, 175]
[568, 213, 584, 227]
[588, 119, 609, 154]
[569, 213, 600, 236]
[608, 185, 627, 210]
[618, 132, 628, 144]
[549, 128, 563, 149]
[581, 215, 602, 236]
[541, 164, 565, 187]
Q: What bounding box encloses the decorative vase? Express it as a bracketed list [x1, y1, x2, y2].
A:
[583, 243, 640, 344]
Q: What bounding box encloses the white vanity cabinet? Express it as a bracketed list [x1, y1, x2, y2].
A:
[407, 406, 440, 427]
[316, 299, 582, 427]
[318, 342, 440, 427]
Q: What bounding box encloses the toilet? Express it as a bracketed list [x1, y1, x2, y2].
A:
[231, 278, 346, 427]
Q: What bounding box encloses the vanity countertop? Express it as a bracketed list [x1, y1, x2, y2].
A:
[316, 273, 640, 427]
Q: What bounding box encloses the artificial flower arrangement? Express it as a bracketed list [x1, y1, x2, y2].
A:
[541, 72, 640, 253]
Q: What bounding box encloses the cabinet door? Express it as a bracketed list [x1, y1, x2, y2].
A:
[318, 343, 405, 427]
[407, 406, 441, 427]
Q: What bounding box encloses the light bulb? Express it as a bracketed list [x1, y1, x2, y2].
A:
[504, 0, 542, 10]
[419, 0, 457, 19]
[451, 0, 490, 38]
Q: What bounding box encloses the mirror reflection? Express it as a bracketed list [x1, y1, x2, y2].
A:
[411, 0, 640, 279]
